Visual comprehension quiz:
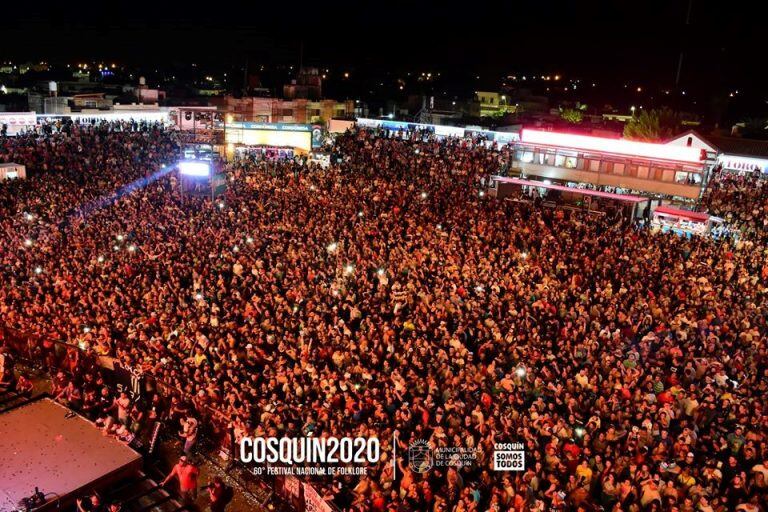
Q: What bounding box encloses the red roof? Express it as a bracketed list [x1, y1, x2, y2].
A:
[653, 205, 710, 222]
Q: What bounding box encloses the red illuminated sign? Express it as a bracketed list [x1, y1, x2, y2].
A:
[521, 129, 702, 163]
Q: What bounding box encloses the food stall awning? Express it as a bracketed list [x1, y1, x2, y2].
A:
[652, 205, 710, 222]
[492, 176, 648, 203]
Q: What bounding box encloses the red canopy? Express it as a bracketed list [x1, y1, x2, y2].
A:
[653, 205, 710, 223]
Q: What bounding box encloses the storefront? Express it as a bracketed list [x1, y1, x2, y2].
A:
[234, 146, 297, 161]
[716, 154, 768, 175]
[225, 122, 313, 157]
[665, 130, 768, 176]
[0, 163, 27, 180]
[0, 112, 37, 135]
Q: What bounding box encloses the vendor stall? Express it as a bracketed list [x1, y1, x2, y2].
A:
[0, 162, 26, 180]
[651, 206, 722, 237]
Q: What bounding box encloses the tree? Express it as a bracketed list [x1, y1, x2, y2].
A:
[623, 108, 682, 142]
[560, 103, 587, 124]
[738, 118, 768, 140]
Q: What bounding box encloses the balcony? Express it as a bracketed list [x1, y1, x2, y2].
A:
[511, 146, 705, 199]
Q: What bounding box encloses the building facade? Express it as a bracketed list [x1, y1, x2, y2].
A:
[211, 96, 355, 125]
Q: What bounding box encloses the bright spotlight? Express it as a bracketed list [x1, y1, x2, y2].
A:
[218, 202, 225, 209]
[327, 242, 338, 253]
[178, 160, 211, 177]
[344, 264, 355, 275]
[24, 239, 33, 247]
[420, 192, 428, 199]
[377, 268, 385, 276]
[97, 255, 105, 263]
[246, 237, 254, 244]
[34, 266, 43, 275]
[116, 234, 124, 241]
[515, 366, 526, 378]
[127, 245, 136, 252]
[195, 293, 203, 300]
[233, 245, 240, 252]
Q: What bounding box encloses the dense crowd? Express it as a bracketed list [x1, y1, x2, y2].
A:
[703, 168, 768, 241]
[1, 123, 767, 512]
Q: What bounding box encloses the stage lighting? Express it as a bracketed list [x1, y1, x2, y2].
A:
[246, 237, 254, 244]
[195, 293, 203, 300]
[178, 160, 211, 177]
[344, 264, 355, 275]
[327, 242, 338, 253]
[116, 234, 124, 241]
[24, 239, 33, 247]
[377, 268, 385, 276]
[420, 192, 428, 199]
[97, 256, 105, 263]
[34, 266, 42, 274]
[128, 245, 136, 252]
[515, 366, 526, 378]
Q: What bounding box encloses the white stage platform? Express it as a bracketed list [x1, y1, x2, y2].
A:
[0, 397, 142, 511]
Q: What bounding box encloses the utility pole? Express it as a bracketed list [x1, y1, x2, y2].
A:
[242, 55, 249, 97]
[675, 0, 694, 88]
[299, 41, 304, 73]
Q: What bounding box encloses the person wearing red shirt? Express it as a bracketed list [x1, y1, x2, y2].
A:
[161, 455, 200, 504]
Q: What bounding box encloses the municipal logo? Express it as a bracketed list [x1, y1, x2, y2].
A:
[408, 439, 433, 473]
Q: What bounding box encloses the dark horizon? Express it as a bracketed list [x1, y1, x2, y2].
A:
[3, 0, 767, 88]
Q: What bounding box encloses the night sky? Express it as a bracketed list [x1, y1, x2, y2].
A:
[2, 1, 767, 92]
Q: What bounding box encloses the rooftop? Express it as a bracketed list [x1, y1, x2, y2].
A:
[707, 135, 768, 159]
